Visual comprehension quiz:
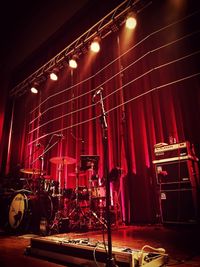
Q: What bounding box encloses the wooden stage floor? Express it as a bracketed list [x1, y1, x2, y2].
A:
[0, 224, 200, 267]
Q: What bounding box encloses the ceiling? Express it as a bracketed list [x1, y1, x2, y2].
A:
[0, 0, 90, 72]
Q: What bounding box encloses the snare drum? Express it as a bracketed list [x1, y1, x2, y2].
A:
[8, 191, 54, 233]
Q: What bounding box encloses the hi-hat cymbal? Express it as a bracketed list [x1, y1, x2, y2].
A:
[20, 168, 42, 175]
[49, 156, 76, 165]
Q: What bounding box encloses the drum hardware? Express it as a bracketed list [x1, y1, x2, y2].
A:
[49, 210, 70, 234]
[39, 217, 48, 236]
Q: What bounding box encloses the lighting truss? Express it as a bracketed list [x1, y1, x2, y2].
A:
[9, 0, 151, 97]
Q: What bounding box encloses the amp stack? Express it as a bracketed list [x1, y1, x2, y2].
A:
[153, 141, 200, 224]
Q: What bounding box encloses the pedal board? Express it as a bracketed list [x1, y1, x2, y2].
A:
[26, 236, 168, 267]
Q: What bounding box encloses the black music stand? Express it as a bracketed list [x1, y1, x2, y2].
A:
[80, 155, 99, 171]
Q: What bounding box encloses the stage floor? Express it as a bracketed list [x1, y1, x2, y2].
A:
[0, 225, 200, 266]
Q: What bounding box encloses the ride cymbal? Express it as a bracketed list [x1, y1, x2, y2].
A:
[49, 156, 76, 165]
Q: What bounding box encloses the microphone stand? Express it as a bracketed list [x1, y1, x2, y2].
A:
[98, 92, 116, 267]
[31, 137, 63, 172]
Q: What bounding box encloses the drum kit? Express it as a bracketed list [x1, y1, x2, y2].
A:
[0, 155, 107, 234]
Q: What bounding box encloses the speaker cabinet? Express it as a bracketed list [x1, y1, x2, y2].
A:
[154, 158, 200, 224]
[160, 187, 198, 224]
[155, 159, 197, 186]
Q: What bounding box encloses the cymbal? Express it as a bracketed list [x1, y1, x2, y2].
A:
[49, 156, 76, 165]
[68, 171, 86, 177]
[20, 168, 42, 175]
[43, 175, 51, 179]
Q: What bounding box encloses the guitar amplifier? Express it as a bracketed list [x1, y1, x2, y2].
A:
[154, 141, 193, 161]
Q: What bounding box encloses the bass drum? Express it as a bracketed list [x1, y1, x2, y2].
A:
[8, 191, 54, 233]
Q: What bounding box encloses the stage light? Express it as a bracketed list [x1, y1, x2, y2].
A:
[125, 14, 137, 29]
[90, 38, 100, 53]
[69, 56, 78, 69]
[30, 82, 39, 94]
[30, 84, 39, 94]
[50, 68, 59, 81]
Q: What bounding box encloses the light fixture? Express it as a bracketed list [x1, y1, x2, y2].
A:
[69, 55, 78, 69]
[50, 68, 59, 81]
[90, 37, 101, 53]
[125, 13, 137, 29]
[30, 82, 39, 94]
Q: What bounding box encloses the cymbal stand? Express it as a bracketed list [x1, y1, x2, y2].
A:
[31, 135, 59, 168]
[49, 161, 66, 234]
[87, 164, 107, 229]
[67, 165, 88, 229]
[87, 163, 93, 228]
[57, 160, 64, 208]
[49, 159, 66, 234]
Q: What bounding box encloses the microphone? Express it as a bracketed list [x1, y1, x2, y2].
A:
[92, 87, 103, 102]
[35, 143, 41, 147]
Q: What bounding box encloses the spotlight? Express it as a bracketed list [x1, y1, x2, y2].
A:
[30, 82, 39, 94]
[125, 14, 137, 29]
[90, 37, 100, 53]
[69, 56, 78, 69]
[50, 68, 59, 81]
